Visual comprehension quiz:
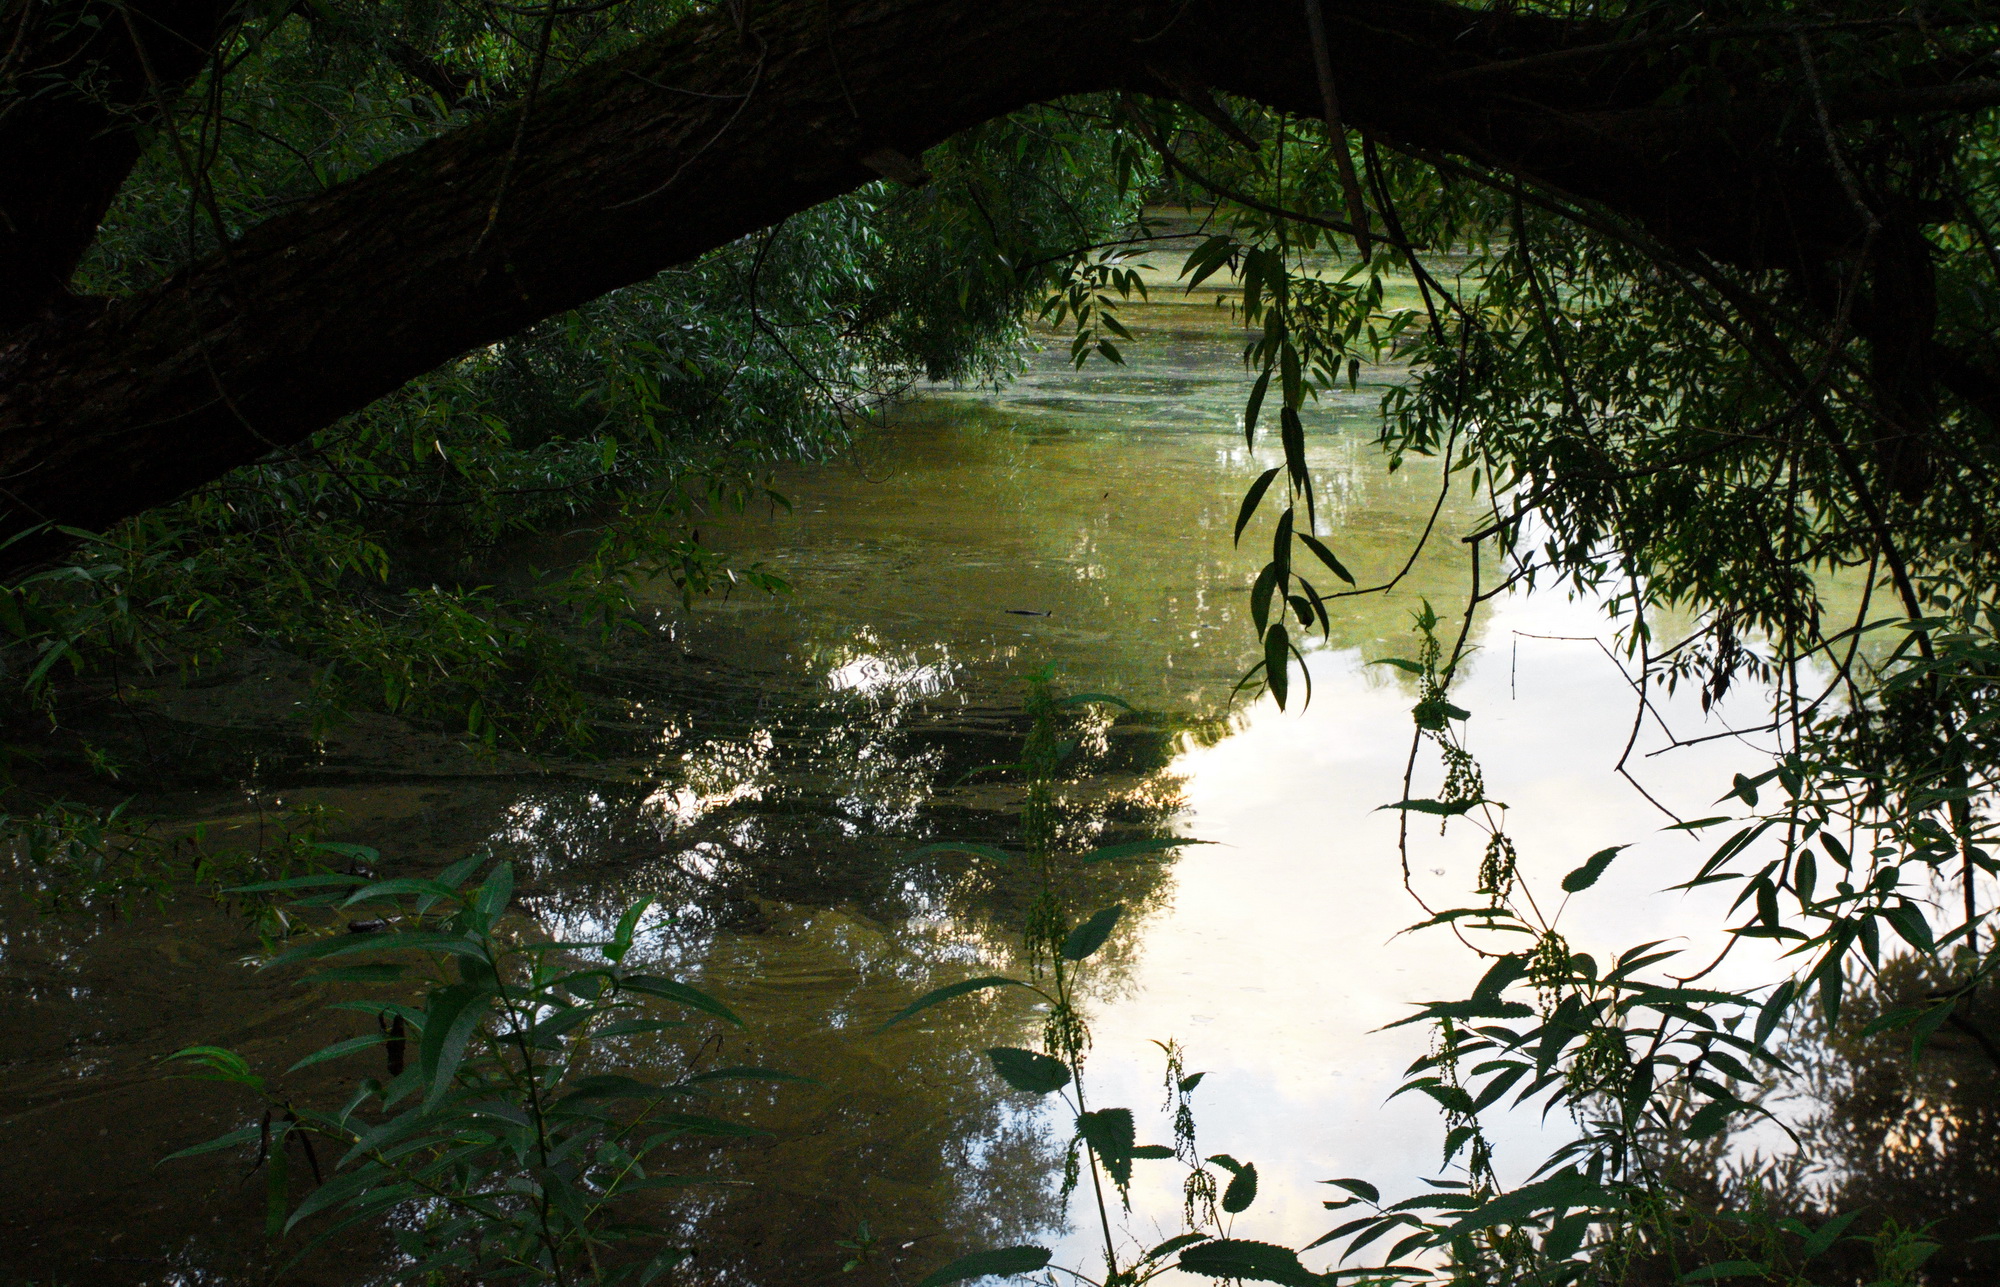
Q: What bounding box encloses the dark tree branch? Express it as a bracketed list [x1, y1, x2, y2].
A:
[0, 0, 1991, 569]
[0, 0, 246, 328]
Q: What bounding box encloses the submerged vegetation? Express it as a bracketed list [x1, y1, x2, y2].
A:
[5, 0, 2000, 1283]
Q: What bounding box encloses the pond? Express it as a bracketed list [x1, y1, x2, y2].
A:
[0, 283, 1783, 1285]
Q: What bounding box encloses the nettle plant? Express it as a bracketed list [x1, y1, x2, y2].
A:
[888, 675, 1312, 1287]
[1288, 607, 1987, 1287]
[167, 854, 801, 1285]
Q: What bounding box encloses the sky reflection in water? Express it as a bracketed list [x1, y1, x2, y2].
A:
[668, 298, 1792, 1276]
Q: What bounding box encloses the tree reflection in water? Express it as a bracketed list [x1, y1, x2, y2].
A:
[1643, 955, 2000, 1286]
[0, 636, 1200, 1285]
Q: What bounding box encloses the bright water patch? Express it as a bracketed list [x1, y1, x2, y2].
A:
[652, 302, 1791, 1278]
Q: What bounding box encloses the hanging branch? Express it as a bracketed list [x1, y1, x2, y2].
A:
[1301, 0, 1371, 260]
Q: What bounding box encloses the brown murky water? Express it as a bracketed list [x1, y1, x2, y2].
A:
[0, 281, 1793, 1286]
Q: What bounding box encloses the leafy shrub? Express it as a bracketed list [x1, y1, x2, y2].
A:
[168, 854, 803, 1284]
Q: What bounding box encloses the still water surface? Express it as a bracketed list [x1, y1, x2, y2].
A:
[662, 297, 1784, 1274]
[0, 293, 1782, 1284]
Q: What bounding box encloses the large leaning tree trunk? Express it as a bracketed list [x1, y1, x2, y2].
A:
[0, 0, 1994, 570]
